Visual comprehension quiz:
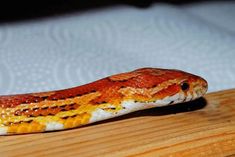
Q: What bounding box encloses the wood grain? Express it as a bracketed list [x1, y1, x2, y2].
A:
[1, 89, 235, 157]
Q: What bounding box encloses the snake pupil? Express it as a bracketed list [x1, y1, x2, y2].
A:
[181, 82, 189, 91]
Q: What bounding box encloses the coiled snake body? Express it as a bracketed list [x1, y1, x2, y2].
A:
[0, 68, 208, 135]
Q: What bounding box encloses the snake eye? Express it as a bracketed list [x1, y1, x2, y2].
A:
[181, 82, 189, 91]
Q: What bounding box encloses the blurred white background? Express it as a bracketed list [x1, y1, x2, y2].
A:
[0, 1, 234, 95]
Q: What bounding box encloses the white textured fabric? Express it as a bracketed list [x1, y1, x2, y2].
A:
[0, 2, 234, 95]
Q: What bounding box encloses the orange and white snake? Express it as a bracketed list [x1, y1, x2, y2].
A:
[0, 68, 208, 135]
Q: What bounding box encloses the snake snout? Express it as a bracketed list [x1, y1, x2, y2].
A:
[200, 78, 208, 96]
[190, 76, 208, 100]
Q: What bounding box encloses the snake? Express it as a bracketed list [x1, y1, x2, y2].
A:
[0, 68, 208, 135]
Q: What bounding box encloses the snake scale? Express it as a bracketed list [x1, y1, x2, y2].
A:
[0, 68, 208, 135]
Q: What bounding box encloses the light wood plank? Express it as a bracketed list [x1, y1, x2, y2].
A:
[1, 89, 235, 157]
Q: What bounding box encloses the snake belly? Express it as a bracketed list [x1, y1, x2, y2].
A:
[0, 68, 208, 135]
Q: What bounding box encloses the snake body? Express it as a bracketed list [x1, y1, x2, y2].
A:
[0, 68, 208, 135]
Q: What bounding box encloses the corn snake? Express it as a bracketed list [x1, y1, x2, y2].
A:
[0, 68, 208, 135]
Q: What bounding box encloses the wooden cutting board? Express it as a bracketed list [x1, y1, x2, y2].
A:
[1, 89, 235, 157]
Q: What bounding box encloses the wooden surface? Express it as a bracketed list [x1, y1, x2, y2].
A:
[1, 89, 235, 157]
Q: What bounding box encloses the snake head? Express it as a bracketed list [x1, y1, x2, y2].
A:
[129, 68, 208, 104]
[178, 70, 208, 102]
